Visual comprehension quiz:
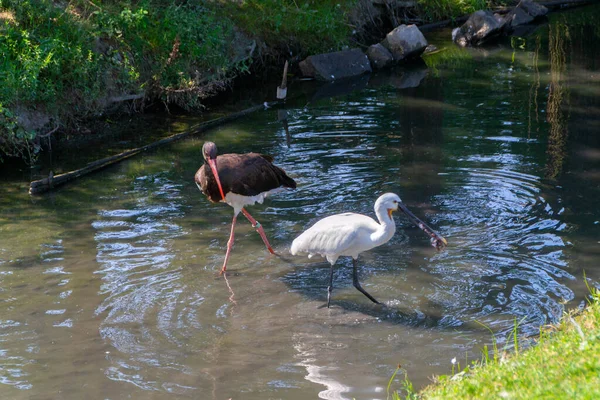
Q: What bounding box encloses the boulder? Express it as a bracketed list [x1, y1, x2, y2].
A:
[518, 0, 548, 18]
[505, 7, 534, 28]
[504, 0, 548, 30]
[366, 43, 394, 69]
[299, 48, 372, 81]
[382, 24, 428, 61]
[452, 10, 507, 47]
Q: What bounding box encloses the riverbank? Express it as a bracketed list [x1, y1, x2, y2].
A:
[1, 2, 599, 396]
[1, 0, 507, 164]
[411, 289, 600, 399]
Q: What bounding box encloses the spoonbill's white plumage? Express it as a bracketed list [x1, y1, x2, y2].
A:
[291, 193, 447, 307]
[195, 141, 296, 274]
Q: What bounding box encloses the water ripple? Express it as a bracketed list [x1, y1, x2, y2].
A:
[433, 167, 573, 336]
[93, 173, 200, 391]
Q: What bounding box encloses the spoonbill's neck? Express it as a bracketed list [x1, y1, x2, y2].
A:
[372, 205, 396, 245]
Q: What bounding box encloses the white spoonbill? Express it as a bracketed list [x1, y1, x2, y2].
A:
[195, 141, 296, 274]
[290, 193, 447, 307]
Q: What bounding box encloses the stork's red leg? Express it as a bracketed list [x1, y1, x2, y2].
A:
[241, 208, 275, 254]
[220, 214, 237, 274]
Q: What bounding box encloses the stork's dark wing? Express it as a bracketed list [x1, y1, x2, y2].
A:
[225, 153, 296, 196]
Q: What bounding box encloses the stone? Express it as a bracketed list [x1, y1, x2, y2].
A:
[504, 0, 549, 31]
[519, 0, 548, 18]
[299, 48, 372, 81]
[382, 24, 428, 61]
[505, 7, 535, 28]
[423, 44, 439, 54]
[366, 43, 394, 69]
[452, 10, 506, 47]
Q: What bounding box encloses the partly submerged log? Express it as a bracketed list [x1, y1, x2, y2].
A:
[29, 102, 278, 195]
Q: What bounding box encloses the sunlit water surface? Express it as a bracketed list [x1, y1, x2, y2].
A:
[2, 5, 600, 399]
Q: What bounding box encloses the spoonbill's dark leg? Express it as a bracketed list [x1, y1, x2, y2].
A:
[241, 208, 275, 254]
[327, 263, 335, 308]
[352, 258, 380, 305]
[220, 214, 237, 274]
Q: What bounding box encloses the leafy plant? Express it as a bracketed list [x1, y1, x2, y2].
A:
[0, 104, 40, 163]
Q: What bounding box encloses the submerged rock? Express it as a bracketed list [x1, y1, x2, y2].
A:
[299, 48, 372, 81]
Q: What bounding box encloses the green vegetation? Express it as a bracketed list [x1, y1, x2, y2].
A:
[0, 0, 508, 163]
[224, 0, 355, 55]
[0, 0, 246, 162]
[387, 289, 600, 399]
[416, 0, 497, 22]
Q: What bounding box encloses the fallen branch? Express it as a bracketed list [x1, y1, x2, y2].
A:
[29, 101, 279, 195]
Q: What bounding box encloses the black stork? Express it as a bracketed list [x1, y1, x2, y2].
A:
[195, 141, 297, 273]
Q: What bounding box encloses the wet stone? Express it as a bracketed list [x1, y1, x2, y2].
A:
[299, 48, 372, 81]
[366, 43, 394, 70]
[382, 24, 428, 61]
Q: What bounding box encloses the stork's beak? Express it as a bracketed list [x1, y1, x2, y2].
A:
[208, 158, 226, 200]
[397, 203, 447, 250]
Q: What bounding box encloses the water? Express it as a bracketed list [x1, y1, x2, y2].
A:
[2, 5, 600, 399]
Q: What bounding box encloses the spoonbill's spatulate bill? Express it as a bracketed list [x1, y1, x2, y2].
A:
[290, 193, 447, 307]
[195, 141, 296, 273]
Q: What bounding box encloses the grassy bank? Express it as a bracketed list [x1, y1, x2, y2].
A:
[390, 289, 600, 399]
[0, 0, 503, 163]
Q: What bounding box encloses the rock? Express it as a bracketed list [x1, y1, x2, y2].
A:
[504, 0, 548, 30]
[382, 24, 428, 61]
[505, 7, 534, 28]
[518, 0, 548, 18]
[299, 48, 372, 81]
[452, 10, 506, 47]
[366, 43, 394, 69]
[423, 44, 439, 54]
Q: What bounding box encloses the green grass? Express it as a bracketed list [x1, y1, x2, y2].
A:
[0, 0, 242, 108]
[0, 0, 509, 163]
[416, 0, 503, 22]
[0, 0, 357, 162]
[388, 289, 600, 399]
[223, 0, 356, 55]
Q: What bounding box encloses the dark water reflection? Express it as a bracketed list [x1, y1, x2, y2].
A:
[1, 4, 600, 399]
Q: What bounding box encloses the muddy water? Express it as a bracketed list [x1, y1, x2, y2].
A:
[2, 4, 600, 399]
